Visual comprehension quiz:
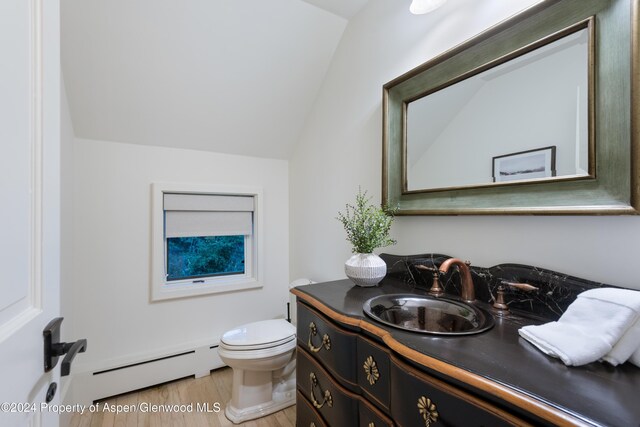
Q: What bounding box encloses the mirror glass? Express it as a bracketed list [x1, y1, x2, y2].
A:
[406, 28, 590, 192]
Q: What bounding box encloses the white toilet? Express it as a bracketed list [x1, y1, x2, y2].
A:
[218, 319, 297, 424]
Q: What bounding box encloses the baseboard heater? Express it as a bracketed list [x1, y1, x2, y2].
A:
[70, 344, 225, 405]
[93, 350, 196, 376]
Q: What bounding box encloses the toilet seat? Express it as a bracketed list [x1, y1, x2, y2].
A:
[219, 337, 296, 360]
[219, 319, 296, 358]
[220, 334, 296, 351]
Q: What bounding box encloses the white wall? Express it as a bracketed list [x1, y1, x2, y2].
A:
[71, 139, 290, 375]
[290, 0, 640, 290]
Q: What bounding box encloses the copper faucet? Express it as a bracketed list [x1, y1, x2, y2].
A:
[439, 258, 475, 303]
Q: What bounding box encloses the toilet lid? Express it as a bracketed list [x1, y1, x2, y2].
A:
[221, 319, 296, 350]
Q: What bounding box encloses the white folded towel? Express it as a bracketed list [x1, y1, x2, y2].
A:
[602, 316, 640, 366]
[519, 288, 640, 367]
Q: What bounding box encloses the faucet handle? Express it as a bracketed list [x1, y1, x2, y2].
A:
[414, 264, 437, 272]
[500, 281, 539, 292]
[493, 281, 539, 313]
[414, 265, 444, 296]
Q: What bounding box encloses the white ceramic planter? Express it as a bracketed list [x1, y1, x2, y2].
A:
[344, 253, 387, 287]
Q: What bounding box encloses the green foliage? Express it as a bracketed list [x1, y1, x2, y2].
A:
[167, 235, 244, 281]
[337, 188, 396, 254]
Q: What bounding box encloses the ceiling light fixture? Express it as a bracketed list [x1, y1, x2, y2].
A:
[409, 0, 447, 15]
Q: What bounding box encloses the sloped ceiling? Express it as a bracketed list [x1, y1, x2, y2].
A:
[61, 0, 368, 159]
[298, 0, 370, 19]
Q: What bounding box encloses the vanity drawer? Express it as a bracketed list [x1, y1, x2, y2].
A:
[357, 335, 391, 413]
[297, 347, 359, 427]
[359, 398, 394, 427]
[390, 357, 532, 427]
[296, 390, 328, 427]
[296, 301, 358, 387]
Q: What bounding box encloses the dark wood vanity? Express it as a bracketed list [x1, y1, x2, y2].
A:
[291, 266, 640, 427]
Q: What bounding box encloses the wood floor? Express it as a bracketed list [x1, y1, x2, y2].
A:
[69, 367, 295, 427]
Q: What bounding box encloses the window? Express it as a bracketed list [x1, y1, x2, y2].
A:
[151, 184, 263, 301]
[166, 235, 245, 281]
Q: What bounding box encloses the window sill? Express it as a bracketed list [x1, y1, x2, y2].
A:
[151, 278, 262, 302]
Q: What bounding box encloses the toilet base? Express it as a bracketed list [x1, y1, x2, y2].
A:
[224, 391, 295, 424]
[223, 355, 297, 424]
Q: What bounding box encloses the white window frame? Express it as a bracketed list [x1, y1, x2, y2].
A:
[151, 183, 263, 301]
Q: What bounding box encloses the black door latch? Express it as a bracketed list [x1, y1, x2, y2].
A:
[43, 317, 87, 376]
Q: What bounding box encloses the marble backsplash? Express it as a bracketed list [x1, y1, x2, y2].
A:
[379, 253, 617, 320]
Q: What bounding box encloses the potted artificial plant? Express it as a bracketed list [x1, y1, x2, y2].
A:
[337, 189, 396, 287]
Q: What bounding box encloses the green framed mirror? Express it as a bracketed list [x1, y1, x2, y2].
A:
[382, 0, 639, 215]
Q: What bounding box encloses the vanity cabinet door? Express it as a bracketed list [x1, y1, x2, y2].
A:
[390, 357, 532, 427]
[297, 348, 359, 427]
[297, 302, 358, 388]
[357, 336, 391, 413]
[297, 390, 328, 427]
[359, 398, 394, 427]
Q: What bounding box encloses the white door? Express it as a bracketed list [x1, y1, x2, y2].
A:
[0, 1, 62, 426]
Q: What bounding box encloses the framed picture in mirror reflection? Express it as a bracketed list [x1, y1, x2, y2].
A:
[492, 146, 556, 183]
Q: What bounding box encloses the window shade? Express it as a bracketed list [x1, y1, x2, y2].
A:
[164, 193, 254, 238]
[164, 193, 254, 212]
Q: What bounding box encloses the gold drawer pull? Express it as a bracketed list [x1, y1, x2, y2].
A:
[308, 322, 331, 353]
[309, 372, 333, 409]
[363, 355, 380, 385]
[417, 396, 439, 426]
[368, 423, 375, 427]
